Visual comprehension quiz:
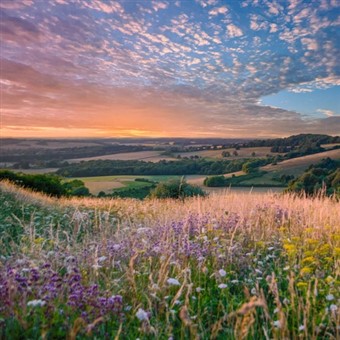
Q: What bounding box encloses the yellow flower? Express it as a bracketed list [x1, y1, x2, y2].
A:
[283, 243, 297, 256]
[302, 256, 317, 265]
[325, 276, 334, 284]
[306, 239, 318, 246]
[303, 251, 313, 257]
[300, 267, 313, 276]
[297, 282, 308, 289]
[256, 241, 265, 248]
[34, 237, 45, 244]
[334, 248, 340, 257]
[292, 236, 301, 243]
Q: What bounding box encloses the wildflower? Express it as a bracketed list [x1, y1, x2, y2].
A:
[196, 287, 204, 293]
[167, 278, 180, 286]
[326, 294, 334, 301]
[255, 269, 263, 275]
[231, 280, 239, 284]
[299, 325, 305, 331]
[273, 320, 281, 328]
[136, 308, 149, 321]
[300, 267, 312, 276]
[27, 300, 46, 307]
[329, 304, 338, 312]
[297, 282, 308, 289]
[218, 283, 227, 289]
[98, 256, 107, 262]
[251, 288, 257, 295]
[218, 269, 226, 277]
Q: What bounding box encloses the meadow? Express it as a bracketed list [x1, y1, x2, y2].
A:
[0, 181, 339, 339]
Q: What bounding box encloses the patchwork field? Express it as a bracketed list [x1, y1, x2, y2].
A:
[0, 181, 339, 339]
[67, 150, 177, 163]
[70, 175, 181, 194]
[262, 149, 340, 176]
[176, 147, 280, 159]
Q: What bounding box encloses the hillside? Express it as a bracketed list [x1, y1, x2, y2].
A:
[261, 148, 340, 175]
[0, 182, 339, 339]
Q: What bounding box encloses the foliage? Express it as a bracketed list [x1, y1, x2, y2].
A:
[0, 170, 89, 197]
[150, 178, 205, 199]
[287, 158, 340, 196]
[56, 158, 248, 177]
[204, 175, 226, 187]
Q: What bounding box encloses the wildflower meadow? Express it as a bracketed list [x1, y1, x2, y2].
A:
[0, 181, 339, 339]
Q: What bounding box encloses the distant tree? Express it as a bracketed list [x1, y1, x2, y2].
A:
[150, 179, 205, 199]
[233, 150, 238, 156]
[251, 152, 256, 157]
[222, 151, 230, 157]
[204, 175, 226, 187]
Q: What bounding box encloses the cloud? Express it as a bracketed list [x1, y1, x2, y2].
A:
[209, 6, 228, 16]
[0, 11, 41, 44]
[317, 109, 336, 117]
[226, 24, 243, 38]
[1, 0, 339, 138]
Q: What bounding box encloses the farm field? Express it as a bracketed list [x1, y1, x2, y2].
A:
[70, 175, 181, 194]
[176, 147, 280, 159]
[261, 148, 340, 176]
[0, 181, 339, 339]
[67, 150, 177, 163]
[321, 143, 340, 149]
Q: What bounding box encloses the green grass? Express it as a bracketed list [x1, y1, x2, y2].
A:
[0, 182, 339, 339]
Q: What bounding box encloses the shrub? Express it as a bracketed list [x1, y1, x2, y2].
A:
[150, 178, 205, 199]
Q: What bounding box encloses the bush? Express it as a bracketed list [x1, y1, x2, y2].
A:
[150, 179, 205, 199]
[203, 175, 226, 187]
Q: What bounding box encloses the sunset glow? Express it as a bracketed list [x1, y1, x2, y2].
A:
[1, 0, 339, 138]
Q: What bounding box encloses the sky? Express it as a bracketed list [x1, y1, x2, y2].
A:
[0, 0, 339, 138]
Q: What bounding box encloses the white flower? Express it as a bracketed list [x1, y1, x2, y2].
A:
[251, 288, 257, 295]
[167, 278, 180, 286]
[330, 304, 338, 312]
[326, 294, 334, 301]
[231, 280, 239, 284]
[196, 287, 204, 293]
[218, 283, 228, 289]
[255, 269, 263, 275]
[283, 298, 290, 304]
[136, 308, 149, 321]
[27, 299, 46, 307]
[218, 269, 227, 277]
[299, 325, 305, 331]
[98, 256, 107, 262]
[273, 320, 281, 328]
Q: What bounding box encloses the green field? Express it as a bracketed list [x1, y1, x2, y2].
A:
[69, 175, 181, 194]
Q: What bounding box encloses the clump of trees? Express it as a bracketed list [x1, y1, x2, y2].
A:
[287, 158, 340, 196]
[56, 159, 249, 177]
[149, 179, 205, 199]
[0, 170, 89, 197]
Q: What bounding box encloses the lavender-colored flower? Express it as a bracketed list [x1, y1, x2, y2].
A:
[136, 308, 149, 321]
[167, 278, 180, 286]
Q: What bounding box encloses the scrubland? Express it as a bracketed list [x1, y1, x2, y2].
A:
[0, 181, 339, 339]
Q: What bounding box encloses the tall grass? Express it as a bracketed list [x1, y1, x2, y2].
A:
[0, 181, 339, 339]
